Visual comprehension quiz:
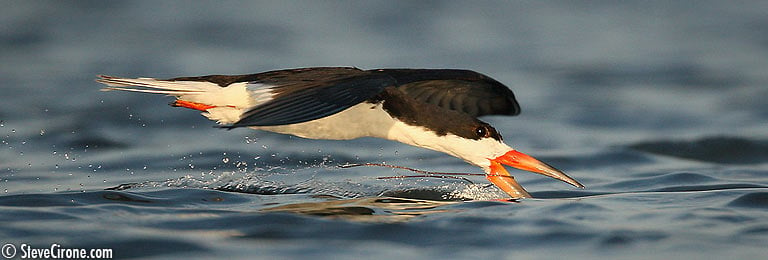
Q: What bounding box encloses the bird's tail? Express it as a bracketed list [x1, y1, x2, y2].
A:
[96, 75, 252, 107]
[97, 75, 213, 95]
[96, 75, 252, 124]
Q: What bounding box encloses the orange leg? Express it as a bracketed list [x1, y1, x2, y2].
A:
[171, 100, 216, 111]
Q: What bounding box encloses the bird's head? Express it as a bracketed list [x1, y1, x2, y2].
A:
[468, 124, 584, 198]
[397, 121, 584, 199]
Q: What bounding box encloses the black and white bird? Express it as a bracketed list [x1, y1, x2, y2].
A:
[97, 67, 583, 198]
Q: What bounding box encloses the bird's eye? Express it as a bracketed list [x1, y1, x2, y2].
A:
[475, 126, 488, 138]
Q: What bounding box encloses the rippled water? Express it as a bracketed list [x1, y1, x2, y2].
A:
[2, 1, 768, 259]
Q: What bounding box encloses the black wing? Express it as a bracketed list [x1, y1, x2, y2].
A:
[216, 67, 519, 128]
[373, 69, 521, 117]
[225, 68, 395, 127]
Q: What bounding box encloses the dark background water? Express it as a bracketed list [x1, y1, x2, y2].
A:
[2, 1, 767, 259]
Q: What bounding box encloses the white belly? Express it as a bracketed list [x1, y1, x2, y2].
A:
[253, 102, 396, 140]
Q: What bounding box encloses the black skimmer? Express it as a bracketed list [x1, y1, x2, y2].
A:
[97, 67, 583, 198]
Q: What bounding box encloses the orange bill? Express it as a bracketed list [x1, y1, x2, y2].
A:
[488, 150, 584, 198]
[487, 160, 532, 198]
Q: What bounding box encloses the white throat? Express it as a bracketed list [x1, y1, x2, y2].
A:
[386, 122, 512, 169]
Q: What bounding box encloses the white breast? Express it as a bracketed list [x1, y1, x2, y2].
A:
[253, 102, 396, 140]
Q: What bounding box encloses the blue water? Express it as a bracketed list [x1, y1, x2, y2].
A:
[2, 1, 768, 259]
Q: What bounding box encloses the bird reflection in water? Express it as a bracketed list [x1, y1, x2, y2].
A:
[261, 196, 470, 222]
